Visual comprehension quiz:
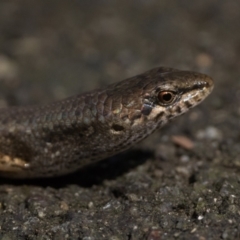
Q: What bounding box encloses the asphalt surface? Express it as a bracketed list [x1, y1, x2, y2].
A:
[0, 1, 239, 239]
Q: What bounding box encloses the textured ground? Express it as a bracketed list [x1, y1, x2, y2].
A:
[0, 0, 239, 239]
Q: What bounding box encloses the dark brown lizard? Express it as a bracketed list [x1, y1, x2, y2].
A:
[0, 67, 214, 178]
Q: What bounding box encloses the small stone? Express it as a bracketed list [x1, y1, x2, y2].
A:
[196, 126, 223, 140]
[60, 201, 69, 211]
[195, 53, 213, 68]
[0, 55, 18, 80]
[171, 135, 194, 150]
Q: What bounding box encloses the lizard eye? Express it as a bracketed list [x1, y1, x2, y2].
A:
[158, 91, 177, 105]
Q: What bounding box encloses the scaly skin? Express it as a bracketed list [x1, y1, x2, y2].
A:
[0, 67, 214, 178]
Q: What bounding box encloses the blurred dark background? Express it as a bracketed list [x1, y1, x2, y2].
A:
[1, 0, 238, 105]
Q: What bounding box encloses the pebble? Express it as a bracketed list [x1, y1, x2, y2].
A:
[196, 126, 223, 140]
